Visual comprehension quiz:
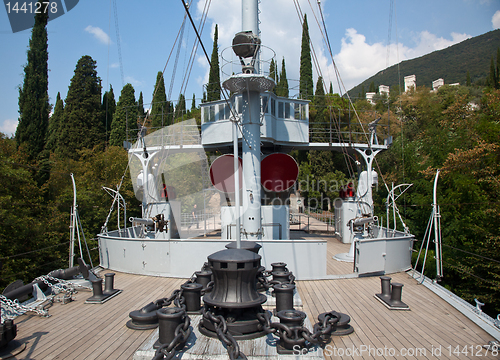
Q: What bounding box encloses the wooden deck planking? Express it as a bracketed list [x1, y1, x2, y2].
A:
[296, 274, 495, 360]
[13, 273, 185, 360]
[25, 273, 153, 359]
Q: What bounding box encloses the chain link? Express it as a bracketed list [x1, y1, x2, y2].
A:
[153, 315, 192, 360]
[203, 308, 248, 360]
[0, 294, 49, 319]
[257, 310, 339, 349]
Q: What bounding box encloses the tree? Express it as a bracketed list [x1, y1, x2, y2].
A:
[369, 81, 376, 93]
[151, 71, 170, 128]
[101, 85, 116, 136]
[109, 84, 137, 147]
[15, 11, 49, 161]
[46, 92, 63, 152]
[206, 24, 221, 102]
[269, 58, 278, 94]
[57, 55, 103, 159]
[299, 14, 313, 100]
[191, 94, 196, 111]
[466, 70, 471, 87]
[137, 91, 146, 126]
[277, 58, 289, 97]
[489, 56, 497, 89]
[329, 82, 333, 95]
[175, 93, 186, 121]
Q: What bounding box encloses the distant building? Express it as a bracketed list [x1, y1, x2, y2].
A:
[404, 75, 416, 92]
[366, 92, 376, 105]
[379, 85, 389, 97]
[432, 78, 444, 92]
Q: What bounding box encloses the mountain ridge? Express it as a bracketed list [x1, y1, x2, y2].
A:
[347, 29, 500, 97]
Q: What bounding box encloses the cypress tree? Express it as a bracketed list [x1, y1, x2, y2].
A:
[489, 56, 497, 88]
[269, 58, 278, 94]
[191, 93, 196, 111]
[101, 85, 116, 135]
[57, 55, 103, 159]
[466, 71, 471, 87]
[299, 14, 313, 100]
[206, 24, 221, 102]
[15, 11, 49, 161]
[497, 48, 500, 89]
[175, 93, 186, 121]
[46, 92, 63, 152]
[314, 76, 326, 108]
[151, 71, 169, 128]
[109, 84, 137, 147]
[137, 91, 146, 126]
[277, 58, 289, 97]
[329, 82, 333, 95]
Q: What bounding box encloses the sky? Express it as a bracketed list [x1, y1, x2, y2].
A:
[1, 0, 499, 137]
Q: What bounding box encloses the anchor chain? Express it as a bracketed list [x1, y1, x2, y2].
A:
[257, 268, 295, 291]
[154, 289, 186, 311]
[203, 308, 248, 360]
[257, 310, 339, 349]
[0, 294, 49, 319]
[153, 315, 192, 360]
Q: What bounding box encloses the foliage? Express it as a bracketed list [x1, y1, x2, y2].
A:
[206, 24, 221, 102]
[299, 14, 313, 100]
[101, 85, 116, 136]
[375, 85, 500, 317]
[109, 83, 137, 147]
[151, 72, 171, 128]
[15, 11, 49, 162]
[46, 92, 63, 152]
[56, 56, 103, 160]
[269, 58, 278, 94]
[276, 58, 289, 97]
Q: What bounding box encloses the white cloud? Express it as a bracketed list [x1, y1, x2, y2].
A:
[0, 119, 18, 137]
[124, 76, 144, 88]
[84, 25, 111, 45]
[110, 63, 120, 69]
[493, 10, 500, 29]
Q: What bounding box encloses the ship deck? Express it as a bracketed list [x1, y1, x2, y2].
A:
[10, 233, 496, 359]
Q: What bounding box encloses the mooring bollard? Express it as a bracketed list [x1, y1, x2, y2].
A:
[91, 278, 103, 298]
[276, 309, 307, 354]
[155, 307, 186, 349]
[272, 270, 291, 284]
[271, 262, 287, 273]
[181, 282, 203, 313]
[379, 276, 392, 300]
[390, 283, 406, 307]
[194, 270, 212, 289]
[104, 273, 115, 294]
[273, 283, 295, 313]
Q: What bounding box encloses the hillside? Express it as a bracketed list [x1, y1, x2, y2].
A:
[348, 29, 500, 97]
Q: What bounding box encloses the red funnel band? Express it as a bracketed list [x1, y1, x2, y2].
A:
[261, 153, 299, 192]
[209, 154, 243, 193]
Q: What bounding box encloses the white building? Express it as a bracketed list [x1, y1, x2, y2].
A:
[432, 78, 444, 92]
[379, 85, 389, 97]
[366, 92, 376, 105]
[404, 75, 416, 92]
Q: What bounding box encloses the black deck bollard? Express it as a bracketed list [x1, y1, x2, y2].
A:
[103, 273, 115, 294]
[91, 279, 104, 299]
[271, 262, 288, 273]
[194, 270, 212, 289]
[276, 310, 307, 354]
[378, 276, 392, 300]
[154, 307, 186, 349]
[181, 282, 203, 313]
[388, 283, 409, 309]
[272, 270, 291, 284]
[273, 283, 295, 313]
